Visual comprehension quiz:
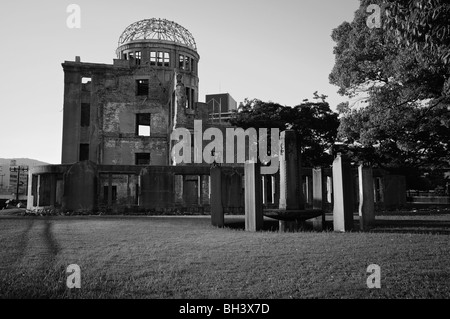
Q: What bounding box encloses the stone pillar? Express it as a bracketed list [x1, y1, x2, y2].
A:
[245, 161, 263, 231]
[197, 175, 202, 206]
[49, 174, 57, 207]
[210, 166, 224, 227]
[278, 130, 303, 231]
[200, 175, 210, 205]
[107, 173, 113, 207]
[37, 175, 42, 207]
[261, 176, 267, 205]
[279, 130, 303, 210]
[327, 175, 333, 204]
[304, 175, 313, 205]
[312, 168, 326, 231]
[358, 165, 375, 231]
[269, 175, 274, 204]
[174, 175, 183, 203]
[332, 154, 354, 232]
[273, 174, 279, 206]
[126, 174, 131, 205]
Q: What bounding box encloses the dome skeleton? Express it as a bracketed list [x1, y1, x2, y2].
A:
[118, 18, 197, 51]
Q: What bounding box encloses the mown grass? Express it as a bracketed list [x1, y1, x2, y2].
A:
[0, 215, 449, 299]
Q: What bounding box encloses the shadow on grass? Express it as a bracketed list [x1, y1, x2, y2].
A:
[224, 215, 450, 235]
[224, 218, 335, 232]
[370, 219, 450, 235]
[377, 209, 450, 216]
[224, 218, 279, 231]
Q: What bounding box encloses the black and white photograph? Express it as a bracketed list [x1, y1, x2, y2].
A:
[0, 0, 449, 310]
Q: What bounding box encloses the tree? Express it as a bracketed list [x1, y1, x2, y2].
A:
[330, 0, 450, 169]
[230, 93, 339, 167]
[384, 0, 450, 65]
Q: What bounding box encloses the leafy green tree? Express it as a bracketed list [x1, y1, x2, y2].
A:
[330, 0, 450, 169]
[230, 93, 339, 167]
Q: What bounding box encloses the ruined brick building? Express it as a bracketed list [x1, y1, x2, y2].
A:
[27, 18, 247, 213]
[62, 18, 202, 166]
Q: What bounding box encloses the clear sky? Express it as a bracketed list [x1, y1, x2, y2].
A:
[0, 0, 360, 164]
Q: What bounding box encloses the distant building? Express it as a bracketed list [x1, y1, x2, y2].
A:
[0, 160, 29, 202]
[206, 93, 237, 123]
[206, 93, 237, 113]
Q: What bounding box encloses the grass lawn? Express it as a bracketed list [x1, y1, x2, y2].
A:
[0, 213, 449, 299]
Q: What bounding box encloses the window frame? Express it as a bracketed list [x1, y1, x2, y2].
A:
[135, 51, 142, 65]
[79, 143, 89, 161]
[136, 113, 151, 136]
[136, 79, 149, 96]
[135, 153, 151, 165]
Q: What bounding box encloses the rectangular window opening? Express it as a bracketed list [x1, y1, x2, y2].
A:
[81, 77, 92, 91]
[135, 51, 142, 65]
[164, 52, 170, 67]
[135, 153, 150, 165]
[136, 79, 149, 96]
[123, 53, 128, 60]
[79, 144, 89, 161]
[136, 113, 151, 136]
[150, 51, 157, 66]
[157, 52, 163, 66]
[82, 77, 92, 84]
[185, 87, 191, 109]
[179, 55, 185, 69]
[185, 56, 191, 71]
[103, 185, 117, 204]
[81, 103, 90, 127]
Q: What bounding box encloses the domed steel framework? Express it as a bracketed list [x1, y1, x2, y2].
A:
[118, 18, 197, 51]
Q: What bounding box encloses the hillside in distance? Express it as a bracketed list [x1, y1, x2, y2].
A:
[0, 158, 50, 168]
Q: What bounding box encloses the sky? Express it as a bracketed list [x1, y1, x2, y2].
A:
[0, 0, 360, 164]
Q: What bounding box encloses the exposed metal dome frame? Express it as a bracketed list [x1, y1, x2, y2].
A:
[118, 18, 197, 51]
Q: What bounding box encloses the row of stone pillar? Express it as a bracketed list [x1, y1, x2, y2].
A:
[210, 130, 376, 232]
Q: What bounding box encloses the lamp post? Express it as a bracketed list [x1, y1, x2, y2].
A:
[9, 165, 29, 202]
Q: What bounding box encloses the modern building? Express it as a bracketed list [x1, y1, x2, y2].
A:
[206, 93, 237, 123]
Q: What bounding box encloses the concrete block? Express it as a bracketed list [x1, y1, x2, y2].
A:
[312, 168, 326, 231]
[358, 165, 375, 231]
[245, 161, 263, 231]
[210, 166, 224, 227]
[332, 154, 354, 232]
[279, 130, 303, 210]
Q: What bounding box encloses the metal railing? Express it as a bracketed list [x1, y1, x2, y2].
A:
[208, 112, 233, 123]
